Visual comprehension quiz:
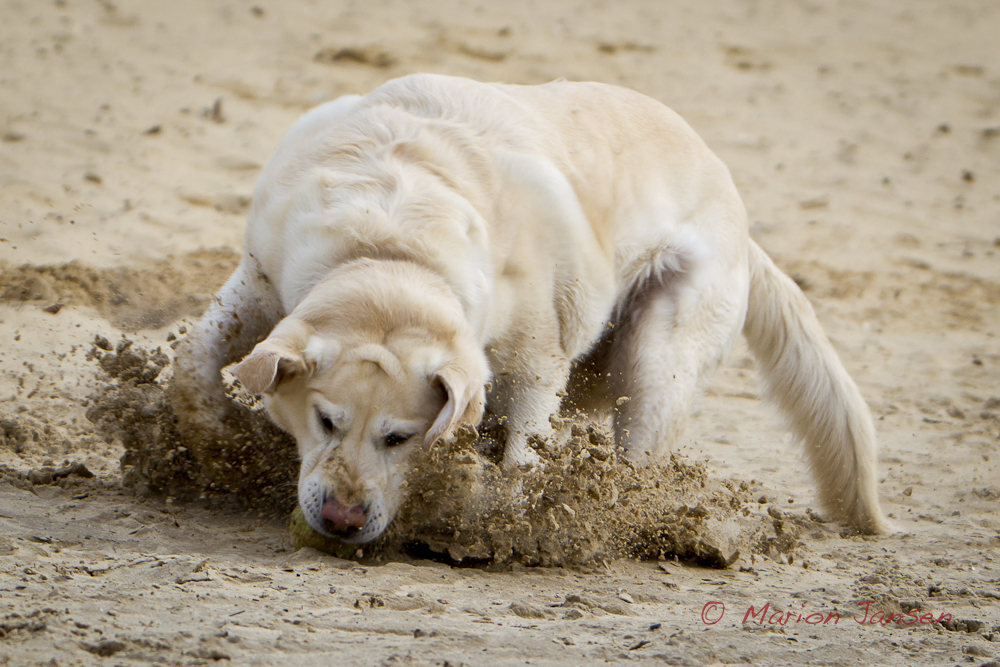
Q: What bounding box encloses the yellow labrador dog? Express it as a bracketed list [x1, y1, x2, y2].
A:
[170, 74, 885, 544]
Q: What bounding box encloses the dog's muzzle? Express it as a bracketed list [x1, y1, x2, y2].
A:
[299, 475, 390, 544]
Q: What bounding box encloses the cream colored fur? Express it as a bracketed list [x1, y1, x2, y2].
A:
[170, 74, 886, 542]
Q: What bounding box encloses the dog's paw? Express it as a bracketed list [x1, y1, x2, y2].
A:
[501, 443, 543, 472]
[173, 402, 236, 442]
[167, 378, 236, 434]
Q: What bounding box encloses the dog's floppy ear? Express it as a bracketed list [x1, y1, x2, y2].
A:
[233, 318, 313, 394]
[423, 343, 489, 448]
[233, 348, 303, 395]
[424, 364, 486, 448]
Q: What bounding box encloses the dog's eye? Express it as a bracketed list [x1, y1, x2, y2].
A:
[384, 432, 412, 448]
[317, 411, 336, 436]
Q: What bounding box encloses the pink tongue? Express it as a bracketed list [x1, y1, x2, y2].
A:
[320, 499, 366, 532]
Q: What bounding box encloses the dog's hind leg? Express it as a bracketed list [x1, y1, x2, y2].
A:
[608, 245, 746, 465]
[169, 258, 284, 438]
[609, 289, 703, 464]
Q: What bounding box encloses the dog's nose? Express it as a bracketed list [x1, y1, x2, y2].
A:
[320, 497, 367, 537]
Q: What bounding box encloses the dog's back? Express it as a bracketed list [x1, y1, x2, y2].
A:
[245, 74, 747, 343]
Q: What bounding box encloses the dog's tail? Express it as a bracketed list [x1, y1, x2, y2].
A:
[743, 240, 886, 534]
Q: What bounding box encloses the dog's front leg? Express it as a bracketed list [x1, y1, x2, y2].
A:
[169, 259, 284, 438]
[490, 327, 570, 471]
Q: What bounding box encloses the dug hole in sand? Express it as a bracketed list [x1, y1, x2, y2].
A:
[84, 334, 806, 570]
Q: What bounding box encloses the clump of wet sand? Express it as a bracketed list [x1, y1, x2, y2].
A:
[85, 336, 299, 511]
[87, 339, 803, 568]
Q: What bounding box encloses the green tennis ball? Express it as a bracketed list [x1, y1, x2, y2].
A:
[288, 507, 357, 558]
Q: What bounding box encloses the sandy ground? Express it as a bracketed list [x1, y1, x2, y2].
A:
[2, 0, 999, 665]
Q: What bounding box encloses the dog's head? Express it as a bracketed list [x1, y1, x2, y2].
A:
[233, 309, 487, 544]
